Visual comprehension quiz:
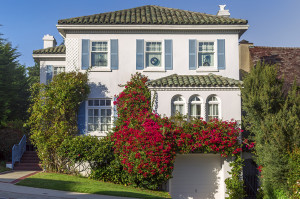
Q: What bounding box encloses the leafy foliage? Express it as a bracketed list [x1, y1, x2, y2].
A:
[225, 155, 245, 199]
[27, 72, 90, 171]
[0, 33, 30, 127]
[241, 62, 300, 198]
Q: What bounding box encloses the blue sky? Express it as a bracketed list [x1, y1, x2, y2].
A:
[1, 0, 299, 67]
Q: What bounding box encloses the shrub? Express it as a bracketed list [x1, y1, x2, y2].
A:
[27, 72, 90, 171]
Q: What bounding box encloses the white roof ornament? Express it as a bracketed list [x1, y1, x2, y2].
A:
[217, 5, 230, 18]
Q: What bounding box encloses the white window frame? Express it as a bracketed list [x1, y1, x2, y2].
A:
[86, 98, 113, 136]
[172, 95, 185, 116]
[90, 40, 111, 71]
[207, 95, 221, 121]
[196, 40, 218, 72]
[53, 66, 65, 76]
[143, 40, 165, 72]
[189, 95, 203, 120]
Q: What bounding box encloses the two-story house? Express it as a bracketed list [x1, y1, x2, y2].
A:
[33, 5, 248, 199]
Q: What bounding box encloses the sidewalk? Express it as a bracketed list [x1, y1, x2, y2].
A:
[0, 182, 137, 199]
[0, 170, 39, 183]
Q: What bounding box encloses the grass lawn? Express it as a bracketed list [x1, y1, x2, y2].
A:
[0, 161, 10, 173]
[17, 172, 171, 199]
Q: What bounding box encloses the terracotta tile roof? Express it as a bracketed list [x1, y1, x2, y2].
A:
[58, 5, 247, 26]
[146, 74, 242, 88]
[249, 46, 300, 87]
[33, 45, 66, 54]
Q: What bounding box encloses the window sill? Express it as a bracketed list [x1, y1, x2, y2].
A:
[86, 131, 108, 136]
[196, 67, 219, 72]
[90, 67, 112, 72]
[143, 67, 166, 72]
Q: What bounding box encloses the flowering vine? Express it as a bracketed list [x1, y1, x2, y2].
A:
[112, 72, 254, 190]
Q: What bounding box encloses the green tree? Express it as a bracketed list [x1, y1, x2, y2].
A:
[27, 61, 40, 87]
[241, 62, 300, 198]
[0, 31, 29, 126]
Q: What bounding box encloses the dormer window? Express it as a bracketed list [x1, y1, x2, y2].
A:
[91, 41, 108, 67]
[146, 41, 162, 67]
[198, 41, 215, 67]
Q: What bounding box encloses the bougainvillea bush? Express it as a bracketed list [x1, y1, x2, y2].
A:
[111, 73, 252, 191]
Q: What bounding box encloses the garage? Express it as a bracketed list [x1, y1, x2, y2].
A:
[169, 154, 225, 199]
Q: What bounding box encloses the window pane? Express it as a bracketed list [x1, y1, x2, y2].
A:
[191, 104, 196, 116]
[106, 100, 111, 106]
[107, 109, 111, 116]
[198, 53, 214, 66]
[196, 105, 201, 116]
[146, 53, 161, 67]
[94, 109, 99, 116]
[88, 124, 94, 131]
[107, 117, 111, 123]
[92, 42, 108, 51]
[101, 117, 105, 123]
[100, 100, 105, 106]
[94, 124, 99, 131]
[88, 100, 93, 106]
[88, 117, 93, 123]
[91, 52, 108, 67]
[101, 109, 106, 116]
[88, 109, 93, 116]
[94, 117, 99, 124]
[146, 42, 161, 52]
[94, 100, 99, 106]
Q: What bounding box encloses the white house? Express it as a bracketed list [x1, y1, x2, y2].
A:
[33, 5, 248, 199]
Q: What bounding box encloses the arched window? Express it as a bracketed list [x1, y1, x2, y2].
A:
[172, 95, 185, 115]
[189, 96, 202, 119]
[207, 96, 220, 120]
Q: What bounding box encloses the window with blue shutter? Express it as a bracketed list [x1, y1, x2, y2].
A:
[165, 39, 173, 70]
[217, 39, 226, 70]
[77, 101, 86, 134]
[46, 65, 53, 84]
[136, 39, 144, 70]
[110, 39, 118, 70]
[189, 40, 197, 70]
[81, 39, 90, 70]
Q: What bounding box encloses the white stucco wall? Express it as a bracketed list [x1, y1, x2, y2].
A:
[152, 88, 241, 121]
[63, 32, 240, 100]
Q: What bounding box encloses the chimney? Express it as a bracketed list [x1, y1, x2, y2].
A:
[217, 5, 230, 17]
[43, 34, 57, 49]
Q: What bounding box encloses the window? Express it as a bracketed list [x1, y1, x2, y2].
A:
[146, 42, 162, 67]
[53, 66, 65, 76]
[87, 99, 112, 132]
[91, 41, 108, 67]
[172, 96, 185, 115]
[198, 42, 215, 67]
[207, 96, 219, 120]
[190, 96, 202, 119]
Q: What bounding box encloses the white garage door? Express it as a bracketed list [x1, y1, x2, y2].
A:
[170, 154, 223, 199]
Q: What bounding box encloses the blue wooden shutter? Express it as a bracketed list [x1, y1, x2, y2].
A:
[189, 39, 197, 70]
[81, 39, 90, 70]
[136, 39, 144, 70]
[165, 39, 173, 70]
[77, 101, 86, 134]
[46, 65, 53, 84]
[110, 39, 118, 70]
[217, 39, 226, 70]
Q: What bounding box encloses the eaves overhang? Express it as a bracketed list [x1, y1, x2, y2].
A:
[57, 24, 249, 38]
